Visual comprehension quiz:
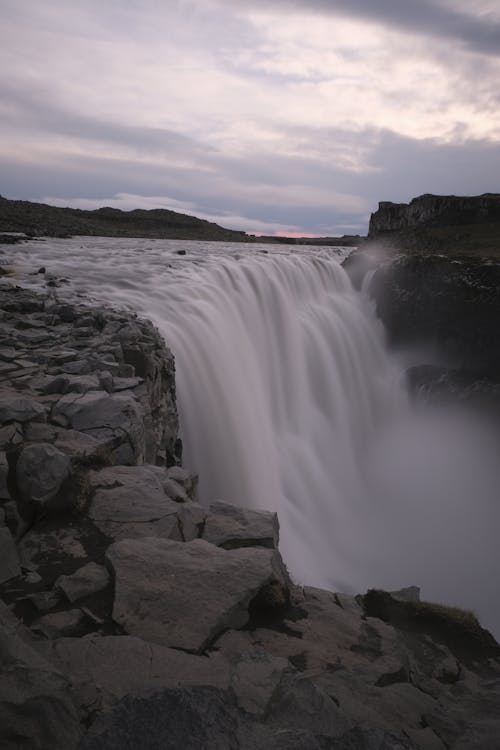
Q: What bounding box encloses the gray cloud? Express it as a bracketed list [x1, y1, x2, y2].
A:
[229, 0, 500, 57]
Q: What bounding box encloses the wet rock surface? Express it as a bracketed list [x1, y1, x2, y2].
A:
[0, 281, 499, 750]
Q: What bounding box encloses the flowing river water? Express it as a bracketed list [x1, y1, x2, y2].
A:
[5, 237, 500, 635]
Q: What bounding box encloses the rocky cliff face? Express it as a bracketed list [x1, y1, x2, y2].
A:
[369, 193, 500, 237]
[1, 280, 499, 750]
[367, 194, 500, 256]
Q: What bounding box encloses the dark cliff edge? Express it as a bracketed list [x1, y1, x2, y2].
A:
[367, 192, 500, 256]
[344, 192, 500, 415]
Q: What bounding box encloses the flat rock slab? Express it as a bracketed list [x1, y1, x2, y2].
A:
[106, 538, 287, 653]
[89, 471, 182, 542]
[36, 635, 229, 715]
[203, 500, 279, 549]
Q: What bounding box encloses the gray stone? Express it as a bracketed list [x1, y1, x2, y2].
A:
[52, 391, 145, 462]
[36, 635, 229, 715]
[0, 421, 23, 448]
[33, 608, 88, 638]
[62, 359, 91, 374]
[16, 442, 71, 507]
[89, 469, 182, 542]
[203, 500, 279, 549]
[3, 499, 26, 537]
[54, 428, 111, 459]
[166, 465, 198, 500]
[24, 421, 58, 442]
[162, 476, 188, 502]
[0, 346, 16, 361]
[0, 395, 46, 423]
[177, 502, 207, 541]
[0, 618, 82, 750]
[106, 537, 288, 653]
[19, 526, 87, 568]
[27, 589, 63, 613]
[110, 376, 143, 391]
[41, 374, 100, 394]
[55, 562, 110, 603]
[0, 526, 21, 583]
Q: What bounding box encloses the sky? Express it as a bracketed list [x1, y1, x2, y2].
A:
[1, 0, 499, 236]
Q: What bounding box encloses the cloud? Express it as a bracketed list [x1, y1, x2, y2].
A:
[0, 0, 499, 235]
[223, 0, 500, 57]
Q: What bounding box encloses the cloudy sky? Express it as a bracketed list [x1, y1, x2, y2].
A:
[1, 0, 499, 236]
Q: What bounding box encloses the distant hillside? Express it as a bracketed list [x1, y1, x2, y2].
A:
[0, 196, 248, 242]
[368, 193, 500, 255]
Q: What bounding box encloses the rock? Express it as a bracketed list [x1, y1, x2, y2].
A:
[89, 467, 182, 542]
[55, 562, 110, 603]
[41, 374, 101, 394]
[176, 502, 207, 541]
[36, 634, 229, 716]
[54, 428, 112, 460]
[19, 526, 87, 569]
[32, 608, 88, 638]
[166, 465, 198, 500]
[203, 500, 279, 549]
[106, 537, 289, 653]
[0, 395, 46, 424]
[0, 421, 23, 448]
[16, 443, 71, 509]
[77, 682, 373, 750]
[27, 590, 63, 613]
[0, 617, 82, 750]
[0, 526, 21, 583]
[51, 391, 145, 463]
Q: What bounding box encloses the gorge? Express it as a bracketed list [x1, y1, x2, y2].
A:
[1, 197, 500, 749]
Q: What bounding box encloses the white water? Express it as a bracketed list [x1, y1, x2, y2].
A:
[4, 238, 500, 635]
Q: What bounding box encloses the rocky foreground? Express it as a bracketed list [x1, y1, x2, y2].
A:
[1, 278, 500, 750]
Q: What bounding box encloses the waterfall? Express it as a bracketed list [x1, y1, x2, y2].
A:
[155, 252, 404, 593]
[10, 238, 500, 634]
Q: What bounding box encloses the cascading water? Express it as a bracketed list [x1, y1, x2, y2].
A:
[8, 238, 500, 635]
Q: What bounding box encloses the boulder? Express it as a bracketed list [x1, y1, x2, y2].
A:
[0, 615, 82, 749]
[51, 391, 145, 463]
[16, 443, 71, 509]
[203, 500, 279, 549]
[55, 562, 110, 603]
[106, 537, 289, 653]
[32, 609, 88, 639]
[0, 395, 46, 424]
[89, 467, 182, 542]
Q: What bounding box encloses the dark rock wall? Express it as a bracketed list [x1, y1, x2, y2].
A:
[368, 254, 500, 377]
[369, 193, 500, 237]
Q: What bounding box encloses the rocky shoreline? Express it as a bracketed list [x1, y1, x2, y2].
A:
[1, 278, 500, 749]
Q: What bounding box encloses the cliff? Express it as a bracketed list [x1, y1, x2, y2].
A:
[368, 193, 500, 255]
[0, 195, 248, 242]
[1, 278, 499, 750]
